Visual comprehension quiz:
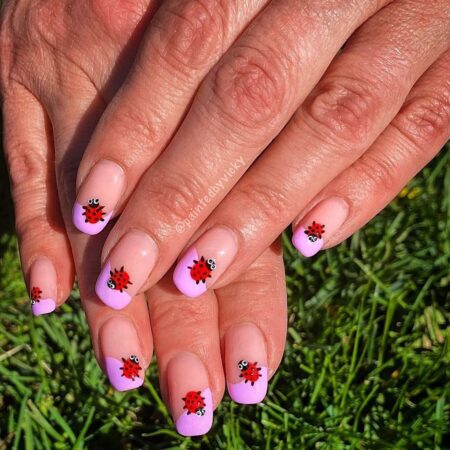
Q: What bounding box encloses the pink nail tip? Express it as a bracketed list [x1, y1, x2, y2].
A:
[228, 366, 268, 404]
[31, 297, 56, 316]
[95, 262, 132, 310]
[292, 226, 324, 257]
[105, 356, 144, 391]
[176, 388, 213, 437]
[173, 248, 212, 299]
[72, 201, 112, 235]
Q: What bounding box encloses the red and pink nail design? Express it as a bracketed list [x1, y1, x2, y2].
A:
[73, 160, 124, 235]
[29, 259, 56, 316]
[95, 230, 157, 310]
[173, 227, 237, 298]
[228, 360, 268, 404]
[101, 317, 146, 391]
[176, 388, 213, 436]
[292, 197, 349, 257]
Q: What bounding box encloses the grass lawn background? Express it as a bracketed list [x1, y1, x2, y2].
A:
[0, 134, 449, 449]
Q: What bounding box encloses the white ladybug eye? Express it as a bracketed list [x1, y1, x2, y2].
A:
[93, 199, 100, 206]
[238, 363, 243, 370]
[107, 279, 116, 289]
[196, 410, 202, 416]
[242, 360, 248, 367]
[88, 199, 94, 205]
[31, 300, 35, 305]
[134, 356, 139, 363]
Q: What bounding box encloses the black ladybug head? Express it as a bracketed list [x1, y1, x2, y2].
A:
[196, 407, 206, 416]
[130, 355, 139, 364]
[107, 278, 116, 289]
[206, 258, 216, 271]
[88, 198, 100, 207]
[308, 235, 318, 242]
[238, 360, 248, 371]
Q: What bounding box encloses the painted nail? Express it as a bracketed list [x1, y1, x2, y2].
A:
[100, 317, 146, 391]
[225, 323, 268, 404]
[72, 160, 125, 235]
[29, 258, 57, 316]
[95, 230, 158, 310]
[173, 227, 238, 298]
[168, 353, 213, 437]
[292, 197, 349, 257]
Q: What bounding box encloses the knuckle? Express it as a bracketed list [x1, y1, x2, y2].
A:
[394, 93, 450, 147]
[210, 46, 287, 128]
[143, 171, 208, 235]
[6, 145, 46, 190]
[234, 180, 291, 226]
[151, 0, 226, 73]
[304, 77, 380, 149]
[357, 154, 398, 194]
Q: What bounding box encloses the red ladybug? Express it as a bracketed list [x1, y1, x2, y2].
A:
[238, 360, 262, 386]
[182, 391, 206, 416]
[304, 221, 325, 242]
[31, 286, 42, 305]
[188, 256, 216, 284]
[120, 355, 142, 380]
[107, 266, 133, 293]
[82, 198, 106, 224]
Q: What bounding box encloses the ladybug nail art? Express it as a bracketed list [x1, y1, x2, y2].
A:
[188, 256, 216, 285]
[120, 355, 142, 381]
[30, 286, 42, 305]
[107, 266, 133, 292]
[82, 198, 106, 224]
[182, 391, 207, 416]
[238, 360, 262, 386]
[304, 221, 325, 242]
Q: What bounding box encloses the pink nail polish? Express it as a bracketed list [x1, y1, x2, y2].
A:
[173, 227, 238, 298]
[292, 197, 349, 257]
[73, 160, 125, 235]
[225, 324, 268, 404]
[29, 258, 57, 316]
[168, 353, 213, 437]
[95, 230, 158, 310]
[101, 317, 146, 391]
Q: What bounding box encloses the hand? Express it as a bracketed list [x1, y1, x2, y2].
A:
[0, 0, 287, 436]
[68, 0, 449, 307]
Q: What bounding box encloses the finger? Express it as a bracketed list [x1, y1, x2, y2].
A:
[73, 0, 270, 234]
[147, 275, 222, 436]
[292, 50, 450, 254]
[2, 82, 74, 315]
[216, 239, 287, 404]
[96, 0, 392, 307]
[172, 0, 450, 293]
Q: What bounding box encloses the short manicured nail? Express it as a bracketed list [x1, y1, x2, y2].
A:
[225, 323, 268, 404]
[168, 353, 213, 437]
[73, 160, 125, 235]
[29, 258, 57, 316]
[292, 197, 349, 257]
[95, 230, 158, 310]
[100, 317, 146, 391]
[173, 227, 238, 298]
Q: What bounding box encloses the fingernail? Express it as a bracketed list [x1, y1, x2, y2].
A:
[73, 160, 125, 235]
[173, 227, 238, 298]
[292, 197, 349, 257]
[29, 258, 57, 316]
[168, 353, 213, 437]
[95, 230, 158, 310]
[225, 323, 268, 404]
[100, 317, 146, 391]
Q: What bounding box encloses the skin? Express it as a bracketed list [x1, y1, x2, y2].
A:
[0, 0, 286, 434]
[1, 0, 449, 434]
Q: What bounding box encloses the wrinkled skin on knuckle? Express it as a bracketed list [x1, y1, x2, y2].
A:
[139, 170, 208, 239]
[149, 0, 227, 74]
[303, 77, 381, 150]
[394, 92, 450, 148]
[210, 45, 287, 129]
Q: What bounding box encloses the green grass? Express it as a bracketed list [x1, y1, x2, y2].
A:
[0, 145, 449, 449]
